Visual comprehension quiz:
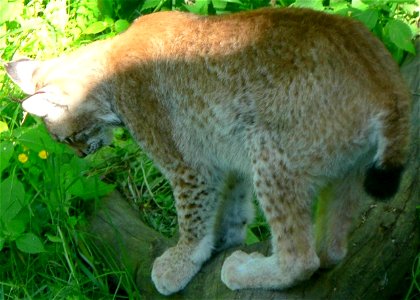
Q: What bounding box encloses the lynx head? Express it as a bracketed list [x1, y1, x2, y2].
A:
[5, 54, 122, 157]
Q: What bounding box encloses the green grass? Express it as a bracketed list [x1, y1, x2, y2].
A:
[0, 0, 418, 299]
[405, 254, 420, 300]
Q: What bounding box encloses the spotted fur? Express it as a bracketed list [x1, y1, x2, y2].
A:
[5, 8, 410, 295]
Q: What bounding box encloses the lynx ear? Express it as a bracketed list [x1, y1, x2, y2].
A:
[4, 58, 41, 94]
[22, 93, 67, 120]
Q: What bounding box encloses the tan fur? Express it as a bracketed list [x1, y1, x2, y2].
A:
[6, 8, 411, 295]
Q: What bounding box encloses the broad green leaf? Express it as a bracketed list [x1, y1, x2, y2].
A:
[114, 19, 130, 33]
[5, 218, 26, 238]
[0, 237, 4, 251]
[68, 216, 79, 228]
[65, 156, 114, 199]
[16, 233, 45, 254]
[212, 0, 227, 10]
[353, 9, 378, 30]
[383, 40, 405, 65]
[184, 0, 210, 15]
[352, 0, 369, 10]
[246, 228, 260, 245]
[18, 125, 56, 152]
[335, 7, 352, 17]
[103, 16, 114, 28]
[84, 21, 108, 35]
[46, 234, 62, 243]
[0, 141, 14, 174]
[385, 19, 415, 54]
[98, 0, 114, 18]
[292, 0, 324, 11]
[225, 0, 243, 4]
[0, 176, 24, 223]
[0, 121, 8, 133]
[67, 155, 88, 174]
[0, 0, 24, 24]
[329, 0, 348, 12]
[67, 176, 115, 200]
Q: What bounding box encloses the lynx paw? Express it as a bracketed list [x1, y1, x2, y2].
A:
[318, 241, 347, 268]
[221, 250, 284, 290]
[221, 250, 319, 290]
[151, 246, 201, 295]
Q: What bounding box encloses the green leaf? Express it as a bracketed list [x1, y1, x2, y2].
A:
[225, 0, 243, 4]
[67, 176, 115, 200]
[329, 0, 348, 12]
[141, 0, 162, 12]
[0, 121, 8, 133]
[18, 125, 56, 153]
[212, 0, 227, 9]
[98, 0, 114, 18]
[103, 16, 114, 28]
[385, 19, 415, 54]
[68, 216, 79, 228]
[0, 176, 25, 223]
[0, 237, 4, 251]
[16, 233, 45, 254]
[292, 0, 324, 11]
[245, 228, 260, 245]
[0, 141, 14, 174]
[46, 234, 62, 243]
[84, 21, 109, 35]
[64, 156, 114, 199]
[351, 0, 369, 10]
[184, 0, 210, 15]
[114, 19, 130, 33]
[5, 218, 26, 238]
[353, 9, 378, 30]
[0, 0, 24, 24]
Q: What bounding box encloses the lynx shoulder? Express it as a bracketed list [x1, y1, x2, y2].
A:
[5, 8, 411, 295]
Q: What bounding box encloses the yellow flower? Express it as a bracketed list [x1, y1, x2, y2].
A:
[18, 153, 29, 164]
[38, 150, 48, 159]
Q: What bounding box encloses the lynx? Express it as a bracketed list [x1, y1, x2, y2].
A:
[6, 8, 410, 295]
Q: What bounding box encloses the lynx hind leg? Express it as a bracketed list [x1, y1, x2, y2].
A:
[316, 171, 365, 268]
[213, 173, 254, 251]
[222, 139, 320, 290]
[152, 166, 222, 295]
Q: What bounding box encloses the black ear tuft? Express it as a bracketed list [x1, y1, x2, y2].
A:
[363, 163, 404, 200]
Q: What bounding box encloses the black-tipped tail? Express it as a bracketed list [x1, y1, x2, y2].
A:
[363, 163, 404, 200]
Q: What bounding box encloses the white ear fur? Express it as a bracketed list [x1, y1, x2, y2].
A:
[22, 93, 66, 120]
[5, 58, 41, 95]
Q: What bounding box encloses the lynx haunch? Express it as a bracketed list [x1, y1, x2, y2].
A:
[6, 8, 410, 295]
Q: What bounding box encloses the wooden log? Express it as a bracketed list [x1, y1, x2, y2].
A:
[87, 39, 420, 299]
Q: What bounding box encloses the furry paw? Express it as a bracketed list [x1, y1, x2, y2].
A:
[318, 241, 347, 268]
[151, 246, 201, 295]
[221, 250, 319, 290]
[221, 250, 282, 290]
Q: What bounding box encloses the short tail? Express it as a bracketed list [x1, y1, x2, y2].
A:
[364, 164, 404, 200]
[363, 93, 411, 200]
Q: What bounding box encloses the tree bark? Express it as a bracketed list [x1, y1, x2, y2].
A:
[87, 40, 420, 300]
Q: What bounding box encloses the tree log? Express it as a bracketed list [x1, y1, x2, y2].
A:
[87, 40, 420, 299]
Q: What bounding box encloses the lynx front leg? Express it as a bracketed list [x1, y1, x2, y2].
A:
[151, 165, 220, 295]
[221, 141, 320, 290]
